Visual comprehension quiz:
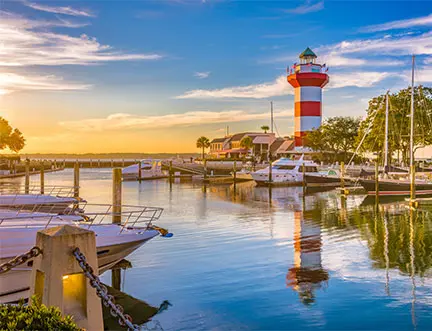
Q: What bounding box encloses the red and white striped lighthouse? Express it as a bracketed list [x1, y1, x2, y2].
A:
[287, 47, 329, 149]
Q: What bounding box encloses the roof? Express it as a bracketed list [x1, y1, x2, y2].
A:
[210, 137, 227, 143]
[253, 136, 271, 144]
[228, 132, 273, 142]
[299, 47, 317, 59]
[270, 138, 295, 154]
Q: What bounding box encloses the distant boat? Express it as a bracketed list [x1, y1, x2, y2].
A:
[122, 159, 165, 181]
[304, 169, 352, 187]
[251, 155, 320, 186]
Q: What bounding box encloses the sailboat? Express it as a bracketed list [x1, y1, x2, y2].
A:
[359, 56, 432, 196]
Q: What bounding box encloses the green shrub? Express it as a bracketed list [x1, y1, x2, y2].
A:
[0, 299, 81, 331]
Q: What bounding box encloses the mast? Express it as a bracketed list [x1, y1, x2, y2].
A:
[270, 101, 274, 134]
[410, 55, 415, 201]
[384, 91, 389, 173]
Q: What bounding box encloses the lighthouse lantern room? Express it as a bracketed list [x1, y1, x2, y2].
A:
[287, 47, 329, 150]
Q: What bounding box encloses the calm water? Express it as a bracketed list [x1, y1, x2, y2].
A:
[4, 169, 432, 330]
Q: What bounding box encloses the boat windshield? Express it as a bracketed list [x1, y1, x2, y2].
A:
[298, 166, 318, 173]
[273, 165, 296, 170]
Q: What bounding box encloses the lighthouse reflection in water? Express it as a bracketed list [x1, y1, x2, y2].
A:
[287, 208, 329, 305]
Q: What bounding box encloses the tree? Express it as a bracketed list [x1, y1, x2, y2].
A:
[305, 116, 361, 162]
[240, 135, 254, 151]
[0, 117, 25, 152]
[357, 86, 432, 165]
[261, 125, 270, 133]
[196, 136, 210, 159]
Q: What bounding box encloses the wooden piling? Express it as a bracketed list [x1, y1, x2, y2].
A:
[204, 159, 207, 180]
[233, 161, 237, 183]
[340, 162, 345, 189]
[122, 159, 125, 167]
[25, 159, 30, 194]
[111, 159, 114, 168]
[375, 161, 379, 202]
[74, 162, 80, 198]
[40, 162, 45, 194]
[302, 162, 306, 194]
[112, 168, 122, 224]
[268, 159, 273, 184]
[138, 161, 142, 182]
[410, 164, 416, 203]
[169, 160, 173, 181]
[98, 159, 101, 168]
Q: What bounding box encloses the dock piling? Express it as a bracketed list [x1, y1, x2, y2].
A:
[40, 162, 45, 194]
[25, 159, 30, 194]
[138, 161, 142, 182]
[204, 159, 207, 181]
[340, 162, 345, 189]
[233, 161, 237, 183]
[169, 160, 173, 181]
[269, 159, 273, 184]
[74, 162, 80, 198]
[375, 161, 379, 202]
[302, 162, 306, 194]
[112, 168, 122, 224]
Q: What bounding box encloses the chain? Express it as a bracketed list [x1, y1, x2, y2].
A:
[73, 248, 140, 330]
[0, 246, 42, 275]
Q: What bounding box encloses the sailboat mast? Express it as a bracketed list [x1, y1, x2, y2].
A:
[409, 55, 416, 200]
[270, 101, 274, 134]
[384, 91, 389, 172]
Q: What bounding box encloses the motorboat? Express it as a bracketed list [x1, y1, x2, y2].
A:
[303, 169, 354, 187]
[122, 159, 165, 181]
[0, 205, 171, 304]
[0, 194, 79, 213]
[251, 156, 320, 186]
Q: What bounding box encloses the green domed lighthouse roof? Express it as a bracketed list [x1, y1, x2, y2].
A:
[299, 47, 317, 59]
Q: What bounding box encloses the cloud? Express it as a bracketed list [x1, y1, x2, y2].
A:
[0, 72, 90, 95]
[320, 31, 432, 56]
[285, 1, 324, 14]
[24, 1, 95, 17]
[176, 71, 391, 99]
[176, 75, 290, 99]
[194, 71, 211, 79]
[328, 72, 393, 88]
[0, 11, 163, 66]
[321, 53, 405, 67]
[361, 14, 432, 32]
[59, 109, 293, 132]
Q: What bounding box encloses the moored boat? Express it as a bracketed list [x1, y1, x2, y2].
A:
[359, 178, 432, 196]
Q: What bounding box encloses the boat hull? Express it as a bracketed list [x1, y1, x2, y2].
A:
[304, 174, 350, 187]
[359, 179, 432, 196]
[0, 237, 155, 304]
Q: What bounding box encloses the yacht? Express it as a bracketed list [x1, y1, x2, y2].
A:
[122, 159, 165, 181]
[0, 206, 171, 304]
[0, 194, 79, 213]
[251, 156, 320, 186]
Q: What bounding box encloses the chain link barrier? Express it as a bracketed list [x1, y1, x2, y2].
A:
[0, 246, 42, 275]
[73, 247, 140, 330]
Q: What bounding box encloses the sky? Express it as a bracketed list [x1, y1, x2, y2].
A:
[0, 0, 431, 155]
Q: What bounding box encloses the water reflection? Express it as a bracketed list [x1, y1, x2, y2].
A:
[286, 205, 329, 305]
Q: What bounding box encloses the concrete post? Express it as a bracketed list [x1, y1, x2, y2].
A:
[25, 159, 30, 194]
[40, 162, 45, 195]
[74, 162, 80, 198]
[112, 168, 122, 224]
[29, 225, 103, 331]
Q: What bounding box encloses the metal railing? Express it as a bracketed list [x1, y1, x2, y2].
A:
[0, 204, 164, 233]
[0, 184, 78, 198]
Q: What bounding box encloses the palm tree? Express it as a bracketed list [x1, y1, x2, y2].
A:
[240, 136, 254, 157]
[196, 136, 210, 159]
[261, 125, 270, 133]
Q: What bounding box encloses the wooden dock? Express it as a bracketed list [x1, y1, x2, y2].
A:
[0, 167, 64, 180]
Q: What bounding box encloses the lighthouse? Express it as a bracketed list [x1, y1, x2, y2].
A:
[287, 47, 329, 150]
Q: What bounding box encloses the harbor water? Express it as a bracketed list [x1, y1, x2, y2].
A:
[3, 168, 432, 330]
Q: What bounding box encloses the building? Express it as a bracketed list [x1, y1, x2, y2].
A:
[287, 47, 329, 150]
[209, 132, 294, 160]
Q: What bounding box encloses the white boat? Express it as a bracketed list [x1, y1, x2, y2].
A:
[122, 159, 165, 181]
[251, 156, 320, 186]
[0, 205, 169, 304]
[0, 194, 79, 213]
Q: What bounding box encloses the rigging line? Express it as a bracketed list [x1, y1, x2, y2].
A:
[273, 119, 282, 138]
[347, 96, 384, 169]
